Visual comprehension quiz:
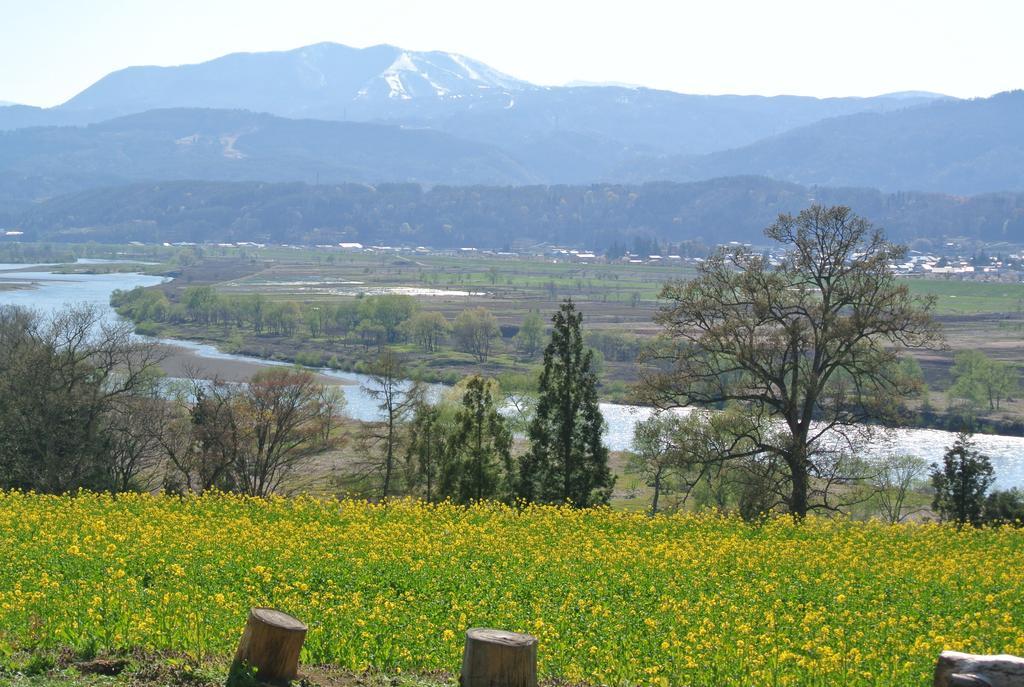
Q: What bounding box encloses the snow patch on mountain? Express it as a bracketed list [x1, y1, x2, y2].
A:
[449, 54, 483, 82]
[355, 49, 527, 101]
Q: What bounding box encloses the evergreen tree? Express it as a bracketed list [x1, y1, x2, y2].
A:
[405, 399, 453, 502]
[447, 375, 513, 503]
[930, 433, 995, 526]
[519, 299, 613, 506]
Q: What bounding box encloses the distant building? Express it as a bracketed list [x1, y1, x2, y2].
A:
[338, 242, 364, 250]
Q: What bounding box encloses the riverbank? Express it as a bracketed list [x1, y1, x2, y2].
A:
[140, 316, 1024, 437]
[156, 342, 354, 385]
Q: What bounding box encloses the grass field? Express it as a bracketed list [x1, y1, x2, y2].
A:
[2, 492, 1022, 687]
[904, 277, 1024, 315]
[214, 251, 681, 325]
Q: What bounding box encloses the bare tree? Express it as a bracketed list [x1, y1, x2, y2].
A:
[641, 206, 942, 517]
[354, 350, 422, 498]
[187, 369, 340, 496]
[105, 389, 169, 492]
[873, 454, 929, 523]
[236, 369, 339, 495]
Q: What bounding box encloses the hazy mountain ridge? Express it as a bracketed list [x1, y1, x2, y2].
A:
[12, 176, 1024, 248]
[1, 93, 1021, 205]
[628, 91, 1024, 194]
[0, 42, 946, 159]
[0, 43, 1018, 198]
[0, 108, 534, 210]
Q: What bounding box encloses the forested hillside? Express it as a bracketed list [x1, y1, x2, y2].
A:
[13, 176, 1024, 247]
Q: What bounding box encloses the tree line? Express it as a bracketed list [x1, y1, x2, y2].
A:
[112, 286, 642, 370]
[0, 304, 343, 495]
[0, 299, 616, 508]
[17, 177, 1024, 248]
[343, 300, 613, 507]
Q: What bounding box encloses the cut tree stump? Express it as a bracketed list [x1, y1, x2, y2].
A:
[230, 607, 307, 686]
[934, 651, 1024, 687]
[460, 627, 538, 687]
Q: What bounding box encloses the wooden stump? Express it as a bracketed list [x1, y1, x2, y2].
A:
[460, 627, 538, 687]
[230, 607, 307, 686]
[934, 651, 1024, 687]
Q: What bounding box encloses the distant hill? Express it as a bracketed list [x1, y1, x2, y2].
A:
[0, 43, 945, 164]
[0, 108, 533, 210]
[13, 177, 1024, 248]
[629, 91, 1024, 194]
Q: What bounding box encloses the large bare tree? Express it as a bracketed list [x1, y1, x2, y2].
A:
[185, 368, 341, 496]
[641, 206, 941, 518]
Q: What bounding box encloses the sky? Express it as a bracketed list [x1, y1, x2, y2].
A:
[2, 0, 1022, 107]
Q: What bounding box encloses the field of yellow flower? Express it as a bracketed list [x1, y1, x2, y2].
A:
[0, 492, 1021, 686]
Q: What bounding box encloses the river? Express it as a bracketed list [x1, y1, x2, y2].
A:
[2, 263, 1022, 489]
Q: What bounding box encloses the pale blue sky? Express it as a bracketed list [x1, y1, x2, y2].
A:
[2, 0, 1022, 107]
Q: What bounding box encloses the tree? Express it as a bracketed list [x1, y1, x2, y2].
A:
[641, 205, 941, 517]
[629, 413, 682, 515]
[183, 285, 219, 323]
[356, 350, 421, 498]
[0, 304, 167, 493]
[104, 378, 171, 492]
[637, 406, 794, 520]
[949, 350, 1019, 412]
[453, 307, 500, 363]
[405, 311, 450, 352]
[446, 375, 514, 503]
[982, 488, 1024, 526]
[872, 454, 929, 524]
[175, 378, 240, 493]
[519, 299, 613, 507]
[232, 368, 341, 496]
[172, 369, 343, 496]
[931, 433, 995, 526]
[405, 399, 454, 502]
[514, 311, 545, 360]
[360, 294, 418, 343]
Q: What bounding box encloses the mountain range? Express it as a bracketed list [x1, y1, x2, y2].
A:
[0, 42, 1022, 244]
[0, 44, 945, 153]
[625, 91, 1024, 194]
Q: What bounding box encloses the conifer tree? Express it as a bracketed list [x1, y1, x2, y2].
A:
[931, 433, 995, 526]
[519, 300, 613, 506]
[448, 375, 513, 503]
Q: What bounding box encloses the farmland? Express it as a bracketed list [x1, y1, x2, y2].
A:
[1, 492, 1022, 686]
[122, 249, 1024, 426]
[904, 277, 1024, 315]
